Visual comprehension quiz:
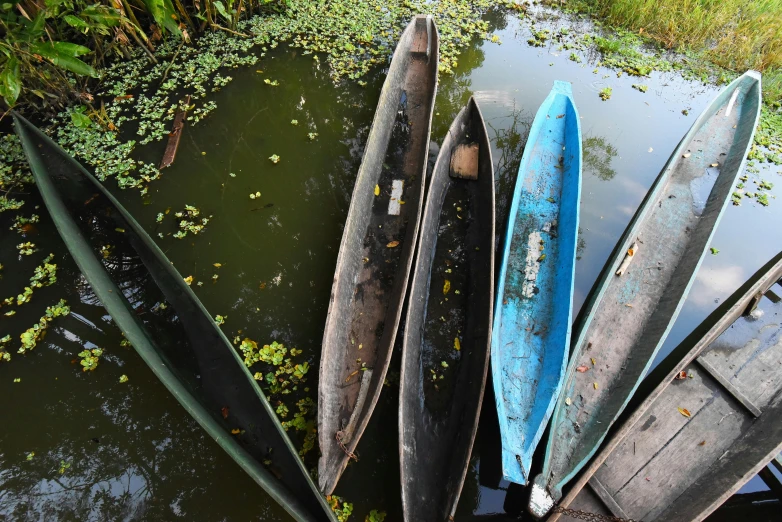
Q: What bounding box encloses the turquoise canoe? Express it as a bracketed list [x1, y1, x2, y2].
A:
[529, 70, 762, 518]
[14, 113, 336, 522]
[491, 81, 582, 485]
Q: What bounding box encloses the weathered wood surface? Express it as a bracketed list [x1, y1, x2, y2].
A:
[399, 97, 494, 521]
[531, 71, 763, 517]
[159, 95, 190, 169]
[492, 81, 582, 486]
[317, 15, 439, 495]
[548, 249, 782, 522]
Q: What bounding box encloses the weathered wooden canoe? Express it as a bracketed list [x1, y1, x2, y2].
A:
[318, 15, 439, 494]
[549, 250, 782, 522]
[529, 70, 762, 518]
[399, 97, 494, 521]
[491, 81, 582, 485]
[13, 114, 336, 522]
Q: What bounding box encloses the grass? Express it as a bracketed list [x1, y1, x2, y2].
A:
[573, 0, 782, 107]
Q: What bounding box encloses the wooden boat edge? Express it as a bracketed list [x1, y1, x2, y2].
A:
[548, 249, 782, 522]
[13, 113, 335, 522]
[490, 81, 582, 484]
[398, 96, 495, 520]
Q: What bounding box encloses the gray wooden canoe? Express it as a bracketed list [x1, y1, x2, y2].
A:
[318, 15, 439, 495]
[529, 70, 762, 517]
[399, 97, 494, 521]
[549, 250, 782, 522]
[13, 114, 336, 522]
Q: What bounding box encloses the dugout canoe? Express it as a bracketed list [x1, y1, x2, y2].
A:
[399, 97, 494, 521]
[13, 113, 336, 522]
[491, 81, 582, 486]
[318, 15, 439, 494]
[529, 70, 762, 517]
[549, 250, 782, 522]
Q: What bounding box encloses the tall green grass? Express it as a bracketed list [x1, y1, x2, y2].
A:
[579, 0, 782, 105]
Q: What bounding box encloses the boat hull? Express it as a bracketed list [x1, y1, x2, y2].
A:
[14, 114, 335, 522]
[530, 70, 763, 517]
[399, 97, 495, 521]
[491, 81, 582, 485]
[318, 15, 439, 494]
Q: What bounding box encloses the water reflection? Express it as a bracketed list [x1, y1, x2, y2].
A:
[583, 135, 618, 181]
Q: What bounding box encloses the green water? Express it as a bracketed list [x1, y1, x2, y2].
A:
[2, 8, 781, 521]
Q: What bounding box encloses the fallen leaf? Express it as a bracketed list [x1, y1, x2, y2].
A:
[710, 247, 719, 255]
[593, 382, 599, 390]
[675, 370, 687, 380]
[213, 263, 222, 268]
[576, 365, 589, 372]
[698, 440, 706, 446]
[538, 254, 546, 262]
[443, 279, 451, 295]
[387, 241, 400, 248]
[590, 357, 596, 366]
[556, 114, 565, 119]
[184, 275, 193, 286]
[231, 428, 241, 435]
[221, 407, 229, 419]
[565, 397, 572, 405]
[374, 184, 380, 196]
[454, 338, 461, 351]
[677, 407, 691, 418]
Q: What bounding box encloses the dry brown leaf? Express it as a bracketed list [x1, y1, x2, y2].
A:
[387, 240, 400, 248]
[677, 407, 691, 418]
[698, 440, 706, 446]
[675, 370, 687, 380]
[576, 365, 589, 373]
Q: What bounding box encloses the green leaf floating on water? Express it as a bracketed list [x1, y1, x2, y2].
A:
[710, 247, 720, 255]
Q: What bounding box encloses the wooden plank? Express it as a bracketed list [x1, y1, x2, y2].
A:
[587, 477, 629, 519]
[765, 288, 781, 303]
[159, 95, 190, 169]
[758, 466, 782, 501]
[695, 356, 762, 417]
[772, 452, 782, 473]
[449, 143, 479, 180]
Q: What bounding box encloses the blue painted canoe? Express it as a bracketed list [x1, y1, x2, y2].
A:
[529, 70, 762, 518]
[491, 81, 582, 485]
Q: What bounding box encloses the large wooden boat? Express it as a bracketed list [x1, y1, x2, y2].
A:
[317, 15, 439, 494]
[549, 250, 782, 522]
[530, 70, 763, 517]
[14, 114, 336, 522]
[399, 97, 494, 521]
[491, 81, 582, 485]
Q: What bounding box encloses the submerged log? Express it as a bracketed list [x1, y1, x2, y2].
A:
[159, 95, 190, 169]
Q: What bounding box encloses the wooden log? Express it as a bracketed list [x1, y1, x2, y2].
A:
[159, 95, 191, 169]
[450, 143, 479, 180]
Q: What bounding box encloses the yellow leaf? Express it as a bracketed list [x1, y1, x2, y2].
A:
[593, 382, 598, 390]
[387, 241, 400, 248]
[213, 263, 222, 268]
[184, 275, 193, 286]
[454, 338, 461, 351]
[231, 428, 241, 434]
[443, 279, 451, 295]
[678, 407, 691, 418]
[590, 357, 596, 366]
[374, 184, 380, 196]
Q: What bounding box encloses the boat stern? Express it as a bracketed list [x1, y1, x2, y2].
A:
[528, 474, 559, 519]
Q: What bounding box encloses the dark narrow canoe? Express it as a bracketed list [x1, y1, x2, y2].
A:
[13, 114, 336, 522]
[491, 81, 581, 486]
[529, 70, 762, 518]
[318, 15, 439, 494]
[399, 97, 494, 521]
[549, 251, 782, 522]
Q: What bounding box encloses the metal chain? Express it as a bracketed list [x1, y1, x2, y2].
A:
[551, 506, 640, 522]
[335, 431, 359, 462]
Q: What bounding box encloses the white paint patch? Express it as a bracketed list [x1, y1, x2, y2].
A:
[529, 483, 555, 518]
[388, 180, 404, 215]
[522, 230, 544, 298]
[725, 88, 740, 118]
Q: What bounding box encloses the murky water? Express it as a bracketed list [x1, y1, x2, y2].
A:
[2, 8, 780, 521]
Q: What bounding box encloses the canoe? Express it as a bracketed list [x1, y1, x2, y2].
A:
[529, 70, 762, 518]
[549, 250, 782, 522]
[491, 81, 582, 485]
[399, 97, 494, 521]
[318, 15, 439, 494]
[13, 114, 336, 522]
